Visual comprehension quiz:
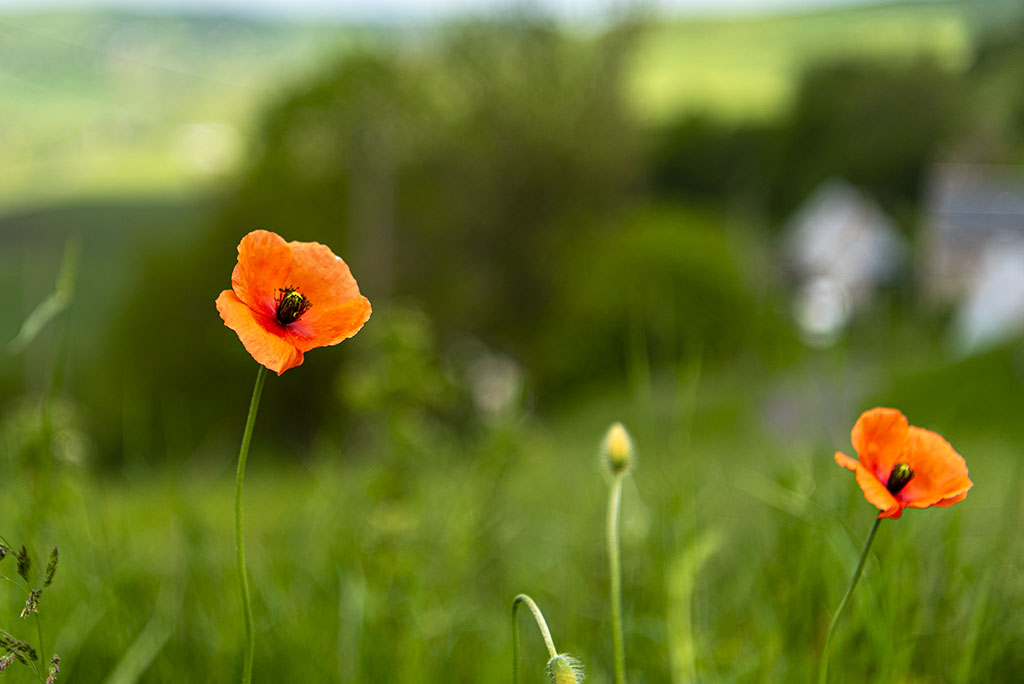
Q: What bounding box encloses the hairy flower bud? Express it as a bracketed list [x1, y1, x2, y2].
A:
[602, 422, 634, 474]
[547, 654, 585, 684]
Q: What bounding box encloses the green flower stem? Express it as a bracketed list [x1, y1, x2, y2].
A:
[608, 472, 626, 684]
[819, 516, 883, 684]
[235, 365, 267, 684]
[512, 594, 558, 684]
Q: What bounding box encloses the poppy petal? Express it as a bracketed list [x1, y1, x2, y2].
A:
[833, 451, 861, 472]
[216, 290, 304, 375]
[835, 451, 903, 517]
[287, 240, 362, 309]
[933, 490, 970, 508]
[851, 408, 909, 482]
[899, 426, 973, 508]
[284, 296, 372, 353]
[232, 230, 293, 317]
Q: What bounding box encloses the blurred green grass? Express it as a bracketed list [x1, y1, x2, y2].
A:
[3, 335, 1024, 682]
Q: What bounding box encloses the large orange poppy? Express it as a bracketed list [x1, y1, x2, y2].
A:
[216, 230, 371, 375]
[834, 408, 972, 519]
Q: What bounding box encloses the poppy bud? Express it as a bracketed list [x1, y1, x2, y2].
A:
[603, 422, 634, 474]
[546, 654, 586, 684]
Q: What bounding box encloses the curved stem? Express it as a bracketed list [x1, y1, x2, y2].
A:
[607, 473, 626, 684]
[34, 613, 45, 682]
[818, 516, 883, 684]
[512, 594, 558, 684]
[235, 365, 267, 684]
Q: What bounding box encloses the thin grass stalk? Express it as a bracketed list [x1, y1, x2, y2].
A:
[512, 594, 558, 683]
[819, 516, 883, 684]
[607, 472, 626, 684]
[34, 612, 45, 681]
[235, 365, 267, 684]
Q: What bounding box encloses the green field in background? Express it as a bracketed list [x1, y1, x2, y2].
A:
[628, 2, 973, 123]
[0, 3, 983, 210]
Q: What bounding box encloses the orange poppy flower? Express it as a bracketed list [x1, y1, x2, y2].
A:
[834, 408, 972, 519]
[216, 230, 371, 375]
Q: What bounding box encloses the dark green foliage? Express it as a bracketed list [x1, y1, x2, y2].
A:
[968, 18, 1024, 163]
[772, 58, 967, 217]
[649, 57, 971, 224]
[538, 205, 781, 392]
[649, 115, 781, 204]
[218, 18, 644, 389]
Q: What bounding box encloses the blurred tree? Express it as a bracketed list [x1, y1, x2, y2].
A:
[217, 18, 645, 396]
[771, 58, 968, 220]
[966, 17, 1024, 163]
[539, 205, 772, 392]
[648, 114, 781, 208]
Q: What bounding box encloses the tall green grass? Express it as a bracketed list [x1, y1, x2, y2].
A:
[2, 357, 1021, 682]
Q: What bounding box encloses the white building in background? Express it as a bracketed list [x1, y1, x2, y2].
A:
[923, 164, 1024, 354]
[782, 179, 904, 347]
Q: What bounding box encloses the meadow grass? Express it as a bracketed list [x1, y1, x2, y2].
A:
[2, 346, 1022, 682]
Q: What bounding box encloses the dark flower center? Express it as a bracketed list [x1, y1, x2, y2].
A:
[886, 462, 914, 495]
[275, 286, 312, 325]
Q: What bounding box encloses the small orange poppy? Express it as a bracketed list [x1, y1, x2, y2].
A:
[216, 229, 371, 375]
[834, 407, 972, 519]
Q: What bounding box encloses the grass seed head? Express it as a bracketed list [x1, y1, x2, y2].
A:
[44, 547, 58, 587]
[0, 544, 8, 561]
[46, 654, 60, 684]
[0, 652, 15, 672]
[6, 638, 37, 664]
[546, 653, 585, 684]
[602, 422, 634, 475]
[16, 545, 30, 582]
[20, 589, 42, 619]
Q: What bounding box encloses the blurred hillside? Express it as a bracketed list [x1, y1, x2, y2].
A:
[0, 2, 1014, 209]
[0, 10, 366, 207]
[3, 1, 1024, 466]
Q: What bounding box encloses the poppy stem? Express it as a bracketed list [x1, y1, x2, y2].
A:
[818, 516, 883, 684]
[608, 471, 627, 684]
[511, 593, 559, 684]
[235, 365, 267, 684]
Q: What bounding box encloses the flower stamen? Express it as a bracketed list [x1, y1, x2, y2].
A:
[275, 286, 312, 325]
[886, 462, 914, 495]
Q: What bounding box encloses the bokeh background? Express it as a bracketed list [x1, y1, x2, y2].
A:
[2, 0, 1024, 681]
